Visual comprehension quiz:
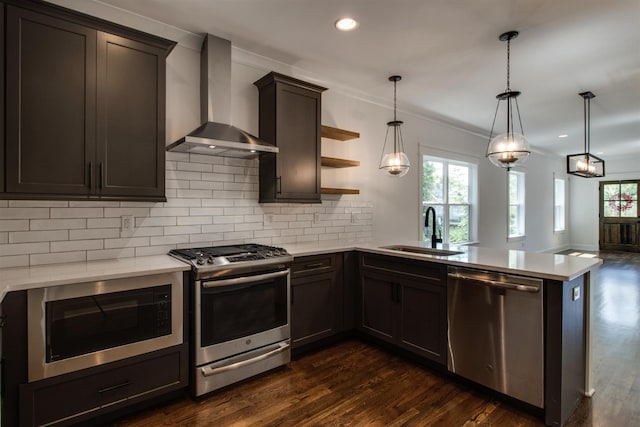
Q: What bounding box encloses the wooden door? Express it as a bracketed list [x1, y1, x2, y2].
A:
[291, 272, 339, 348]
[600, 180, 639, 252]
[96, 32, 166, 200]
[5, 6, 96, 196]
[360, 270, 397, 343]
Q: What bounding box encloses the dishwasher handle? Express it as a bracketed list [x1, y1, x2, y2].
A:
[447, 271, 541, 293]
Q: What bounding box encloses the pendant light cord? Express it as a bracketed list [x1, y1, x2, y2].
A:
[584, 95, 590, 153]
[393, 79, 398, 154]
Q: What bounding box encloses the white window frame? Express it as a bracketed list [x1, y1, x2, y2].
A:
[419, 146, 478, 244]
[553, 175, 566, 233]
[508, 170, 526, 240]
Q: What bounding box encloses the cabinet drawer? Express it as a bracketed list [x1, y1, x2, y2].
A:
[292, 254, 337, 278]
[21, 350, 183, 427]
[360, 253, 445, 285]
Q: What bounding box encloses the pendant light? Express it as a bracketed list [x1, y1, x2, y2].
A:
[566, 91, 605, 177]
[486, 31, 530, 170]
[379, 75, 410, 177]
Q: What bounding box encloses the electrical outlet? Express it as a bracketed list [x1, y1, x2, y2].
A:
[314, 212, 321, 224]
[264, 214, 273, 225]
[121, 215, 134, 234]
[572, 286, 581, 301]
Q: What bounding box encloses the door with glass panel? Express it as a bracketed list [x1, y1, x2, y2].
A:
[599, 180, 639, 252]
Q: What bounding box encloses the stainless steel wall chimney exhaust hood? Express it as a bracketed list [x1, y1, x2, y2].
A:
[166, 34, 278, 158]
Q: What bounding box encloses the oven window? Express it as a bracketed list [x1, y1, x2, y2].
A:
[46, 285, 171, 362]
[200, 275, 287, 347]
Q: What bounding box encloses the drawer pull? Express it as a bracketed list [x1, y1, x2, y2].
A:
[304, 262, 325, 269]
[98, 381, 131, 394]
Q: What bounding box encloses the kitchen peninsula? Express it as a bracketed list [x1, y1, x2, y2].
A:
[0, 242, 600, 427]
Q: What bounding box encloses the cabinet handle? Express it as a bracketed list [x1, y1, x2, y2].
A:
[98, 380, 130, 394]
[89, 162, 94, 190]
[99, 163, 104, 189]
[396, 284, 401, 303]
[304, 262, 325, 269]
[277, 176, 282, 194]
[291, 288, 294, 305]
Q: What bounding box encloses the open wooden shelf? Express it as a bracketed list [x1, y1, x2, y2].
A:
[321, 187, 360, 195]
[321, 125, 360, 141]
[321, 156, 360, 168]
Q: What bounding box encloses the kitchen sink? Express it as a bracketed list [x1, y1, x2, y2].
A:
[380, 245, 463, 256]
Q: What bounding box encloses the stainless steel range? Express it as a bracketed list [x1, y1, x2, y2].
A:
[169, 244, 292, 397]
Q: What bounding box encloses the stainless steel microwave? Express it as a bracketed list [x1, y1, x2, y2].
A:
[27, 272, 183, 382]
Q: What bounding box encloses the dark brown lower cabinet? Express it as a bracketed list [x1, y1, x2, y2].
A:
[19, 345, 187, 427]
[359, 254, 447, 365]
[291, 253, 344, 350]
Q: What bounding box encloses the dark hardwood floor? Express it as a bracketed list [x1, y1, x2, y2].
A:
[115, 251, 640, 426]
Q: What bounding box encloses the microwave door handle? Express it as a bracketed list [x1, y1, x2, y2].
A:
[201, 342, 290, 377]
[201, 270, 289, 288]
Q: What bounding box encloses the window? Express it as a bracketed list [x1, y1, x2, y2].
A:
[602, 182, 638, 217]
[554, 177, 566, 232]
[508, 171, 525, 238]
[421, 155, 476, 244]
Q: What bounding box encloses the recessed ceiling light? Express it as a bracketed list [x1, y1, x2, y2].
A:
[596, 151, 604, 155]
[208, 145, 216, 149]
[558, 134, 569, 138]
[335, 17, 358, 31]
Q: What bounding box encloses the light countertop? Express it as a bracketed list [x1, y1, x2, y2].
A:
[0, 255, 190, 302]
[285, 240, 602, 282]
[0, 240, 602, 303]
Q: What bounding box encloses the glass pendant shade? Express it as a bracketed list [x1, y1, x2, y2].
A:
[566, 91, 605, 178]
[379, 76, 410, 177]
[486, 31, 530, 171]
[487, 131, 530, 169]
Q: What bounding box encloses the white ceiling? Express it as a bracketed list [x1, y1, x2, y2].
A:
[98, 0, 640, 160]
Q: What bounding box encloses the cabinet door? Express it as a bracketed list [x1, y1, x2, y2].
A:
[360, 270, 396, 343]
[274, 83, 321, 202]
[5, 6, 96, 195]
[398, 278, 447, 364]
[96, 32, 166, 200]
[291, 272, 339, 348]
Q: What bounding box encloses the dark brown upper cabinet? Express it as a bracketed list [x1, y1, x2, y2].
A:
[1, 0, 175, 201]
[254, 72, 326, 203]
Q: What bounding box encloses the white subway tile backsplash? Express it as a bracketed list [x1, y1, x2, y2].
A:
[30, 251, 86, 266]
[51, 208, 104, 218]
[0, 157, 373, 267]
[137, 217, 177, 227]
[10, 230, 68, 243]
[0, 208, 50, 219]
[87, 218, 121, 228]
[177, 216, 212, 226]
[51, 239, 103, 252]
[150, 235, 189, 246]
[87, 248, 135, 261]
[0, 254, 29, 268]
[0, 220, 29, 231]
[0, 242, 49, 256]
[70, 228, 120, 240]
[104, 237, 150, 249]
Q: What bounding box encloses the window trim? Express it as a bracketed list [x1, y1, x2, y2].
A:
[508, 170, 526, 241]
[553, 175, 566, 233]
[419, 146, 478, 244]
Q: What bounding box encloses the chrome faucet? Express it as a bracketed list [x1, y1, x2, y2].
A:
[425, 206, 442, 248]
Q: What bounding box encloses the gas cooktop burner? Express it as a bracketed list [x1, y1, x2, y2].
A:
[169, 244, 292, 277]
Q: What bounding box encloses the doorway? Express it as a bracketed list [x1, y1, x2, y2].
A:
[599, 180, 639, 252]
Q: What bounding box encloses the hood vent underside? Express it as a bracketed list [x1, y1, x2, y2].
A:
[167, 34, 277, 158]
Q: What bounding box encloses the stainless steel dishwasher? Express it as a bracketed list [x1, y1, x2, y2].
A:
[447, 266, 544, 408]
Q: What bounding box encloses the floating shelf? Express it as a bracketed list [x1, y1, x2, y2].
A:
[321, 156, 360, 168]
[321, 125, 360, 141]
[321, 187, 360, 195]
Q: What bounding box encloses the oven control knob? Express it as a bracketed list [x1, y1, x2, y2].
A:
[207, 256, 215, 264]
[196, 256, 205, 265]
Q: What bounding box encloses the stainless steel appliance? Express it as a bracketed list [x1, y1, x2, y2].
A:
[447, 266, 544, 408]
[169, 244, 292, 397]
[27, 272, 183, 382]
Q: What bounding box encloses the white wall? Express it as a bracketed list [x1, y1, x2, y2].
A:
[569, 155, 640, 251]
[0, 1, 577, 268]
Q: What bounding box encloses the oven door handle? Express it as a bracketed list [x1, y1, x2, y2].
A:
[200, 342, 290, 377]
[201, 269, 289, 288]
